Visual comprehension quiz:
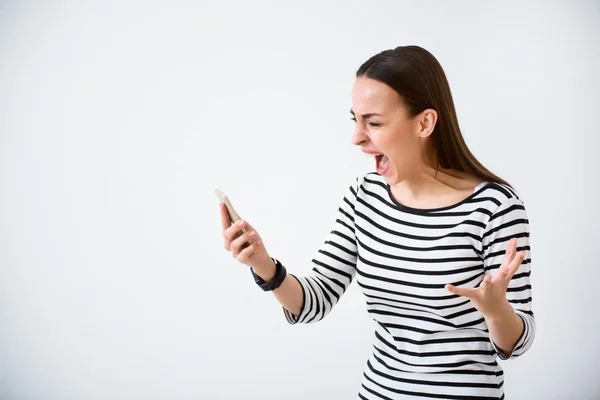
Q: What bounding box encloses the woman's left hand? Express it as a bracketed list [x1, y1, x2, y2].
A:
[445, 238, 526, 318]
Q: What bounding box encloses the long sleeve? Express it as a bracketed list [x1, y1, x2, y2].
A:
[482, 196, 536, 359]
[283, 176, 361, 324]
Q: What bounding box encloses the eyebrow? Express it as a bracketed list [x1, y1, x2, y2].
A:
[350, 109, 383, 118]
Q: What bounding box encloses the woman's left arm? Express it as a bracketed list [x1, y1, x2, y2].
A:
[446, 197, 536, 359]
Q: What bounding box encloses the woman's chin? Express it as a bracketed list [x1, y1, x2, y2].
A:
[381, 168, 406, 186]
[380, 170, 398, 184]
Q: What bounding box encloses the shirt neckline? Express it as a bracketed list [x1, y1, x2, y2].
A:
[384, 180, 492, 215]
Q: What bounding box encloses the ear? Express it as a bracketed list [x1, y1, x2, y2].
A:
[417, 108, 438, 138]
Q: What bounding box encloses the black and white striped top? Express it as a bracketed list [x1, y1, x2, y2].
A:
[283, 172, 535, 400]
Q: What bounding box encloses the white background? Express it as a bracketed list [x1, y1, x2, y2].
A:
[1, 1, 598, 399]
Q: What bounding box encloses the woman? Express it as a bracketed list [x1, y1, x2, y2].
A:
[219, 45, 534, 399]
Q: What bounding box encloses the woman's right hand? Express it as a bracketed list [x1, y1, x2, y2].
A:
[220, 203, 276, 279]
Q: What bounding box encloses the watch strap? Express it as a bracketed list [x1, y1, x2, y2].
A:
[251, 258, 287, 291]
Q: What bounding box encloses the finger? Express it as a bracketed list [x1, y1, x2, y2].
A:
[480, 273, 492, 289]
[231, 228, 260, 256]
[508, 237, 517, 253]
[223, 218, 245, 251]
[495, 238, 517, 279]
[491, 264, 510, 283]
[220, 204, 232, 231]
[500, 238, 517, 269]
[237, 218, 257, 233]
[235, 240, 263, 264]
[505, 250, 526, 280]
[497, 247, 525, 280]
[445, 283, 478, 298]
[224, 219, 246, 242]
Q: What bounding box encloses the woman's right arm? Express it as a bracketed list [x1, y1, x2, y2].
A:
[220, 176, 362, 323]
[220, 205, 305, 317]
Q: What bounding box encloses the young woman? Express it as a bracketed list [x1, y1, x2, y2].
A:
[219, 45, 534, 399]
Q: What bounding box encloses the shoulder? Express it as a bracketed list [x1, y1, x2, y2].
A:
[357, 171, 384, 190]
[480, 181, 524, 209]
[351, 171, 390, 200]
[479, 182, 529, 228]
[346, 171, 379, 193]
[341, 172, 383, 205]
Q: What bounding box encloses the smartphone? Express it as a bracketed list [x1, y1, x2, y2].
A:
[215, 188, 249, 248]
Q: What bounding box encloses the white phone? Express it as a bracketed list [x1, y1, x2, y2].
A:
[215, 188, 248, 236]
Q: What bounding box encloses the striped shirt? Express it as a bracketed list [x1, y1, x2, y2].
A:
[283, 172, 535, 399]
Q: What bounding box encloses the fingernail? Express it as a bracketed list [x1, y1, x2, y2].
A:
[238, 220, 244, 227]
[256, 240, 262, 245]
[249, 231, 256, 237]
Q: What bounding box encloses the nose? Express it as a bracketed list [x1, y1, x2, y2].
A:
[351, 123, 368, 146]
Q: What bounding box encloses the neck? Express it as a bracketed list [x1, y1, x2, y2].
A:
[394, 165, 458, 199]
[391, 148, 459, 198]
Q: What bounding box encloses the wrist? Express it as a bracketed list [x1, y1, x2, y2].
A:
[253, 258, 277, 281]
[251, 258, 287, 292]
[484, 299, 515, 322]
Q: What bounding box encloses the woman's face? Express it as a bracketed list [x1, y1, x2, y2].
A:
[351, 76, 432, 185]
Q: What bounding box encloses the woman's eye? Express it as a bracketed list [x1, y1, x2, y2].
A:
[349, 117, 380, 127]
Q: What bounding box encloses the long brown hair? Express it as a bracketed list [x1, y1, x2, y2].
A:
[356, 45, 511, 188]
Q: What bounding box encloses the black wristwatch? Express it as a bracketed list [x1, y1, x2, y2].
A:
[251, 258, 287, 291]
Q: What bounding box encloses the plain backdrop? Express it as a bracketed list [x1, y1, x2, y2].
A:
[1, 1, 599, 399]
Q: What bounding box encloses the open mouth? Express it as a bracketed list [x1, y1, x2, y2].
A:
[364, 151, 390, 175]
[375, 154, 389, 175]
